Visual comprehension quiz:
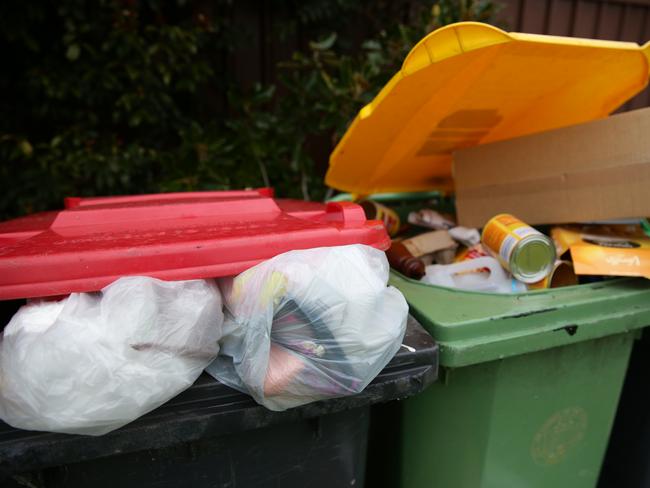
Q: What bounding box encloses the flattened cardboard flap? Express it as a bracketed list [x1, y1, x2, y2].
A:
[454, 107, 650, 227]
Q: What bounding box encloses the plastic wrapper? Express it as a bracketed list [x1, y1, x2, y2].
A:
[449, 226, 481, 247]
[408, 209, 455, 230]
[0, 277, 223, 435]
[206, 244, 408, 411]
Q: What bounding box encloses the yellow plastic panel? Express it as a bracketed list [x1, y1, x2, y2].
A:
[326, 22, 650, 196]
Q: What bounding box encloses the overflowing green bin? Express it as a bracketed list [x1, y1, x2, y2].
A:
[391, 273, 650, 488]
[331, 195, 650, 487]
[324, 21, 650, 488]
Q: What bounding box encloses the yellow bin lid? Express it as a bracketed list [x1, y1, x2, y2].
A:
[326, 22, 650, 196]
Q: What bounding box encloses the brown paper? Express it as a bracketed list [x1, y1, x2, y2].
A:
[401, 230, 457, 258]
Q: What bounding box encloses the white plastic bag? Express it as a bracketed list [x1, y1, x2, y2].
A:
[0, 277, 223, 435]
[422, 256, 527, 293]
[206, 244, 408, 411]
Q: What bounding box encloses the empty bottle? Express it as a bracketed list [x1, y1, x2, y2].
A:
[386, 241, 426, 279]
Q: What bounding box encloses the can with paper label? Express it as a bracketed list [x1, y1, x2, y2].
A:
[481, 214, 556, 284]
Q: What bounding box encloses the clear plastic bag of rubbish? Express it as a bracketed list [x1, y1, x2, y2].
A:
[206, 244, 408, 411]
[0, 277, 223, 436]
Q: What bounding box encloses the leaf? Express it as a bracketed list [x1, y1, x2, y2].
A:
[309, 32, 337, 51]
[362, 40, 381, 51]
[19, 140, 33, 157]
[66, 43, 80, 61]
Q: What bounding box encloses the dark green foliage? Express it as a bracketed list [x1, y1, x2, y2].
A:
[0, 0, 500, 219]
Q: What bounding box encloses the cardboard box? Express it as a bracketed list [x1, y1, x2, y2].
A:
[401, 230, 457, 257]
[453, 107, 650, 227]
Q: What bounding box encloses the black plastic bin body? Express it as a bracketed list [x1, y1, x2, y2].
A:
[0, 315, 437, 488]
[598, 330, 650, 488]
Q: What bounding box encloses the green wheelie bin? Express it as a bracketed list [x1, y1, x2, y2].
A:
[325, 21, 650, 488]
[392, 274, 650, 488]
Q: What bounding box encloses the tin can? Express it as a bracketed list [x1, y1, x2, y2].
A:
[359, 200, 401, 237]
[481, 214, 556, 283]
[527, 260, 578, 290]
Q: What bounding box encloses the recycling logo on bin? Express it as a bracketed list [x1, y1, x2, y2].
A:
[531, 407, 588, 466]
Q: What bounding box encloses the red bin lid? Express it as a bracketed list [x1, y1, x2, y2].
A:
[0, 189, 389, 300]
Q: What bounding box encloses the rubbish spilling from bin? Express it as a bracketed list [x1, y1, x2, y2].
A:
[0, 192, 408, 435]
[0, 241, 409, 434]
[206, 244, 408, 411]
[343, 105, 650, 291]
[360, 197, 649, 293]
[322, 20, 650, 488]
[0, 277, 224, 436]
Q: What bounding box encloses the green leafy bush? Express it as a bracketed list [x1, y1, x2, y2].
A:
[0, 0, 500, 219]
